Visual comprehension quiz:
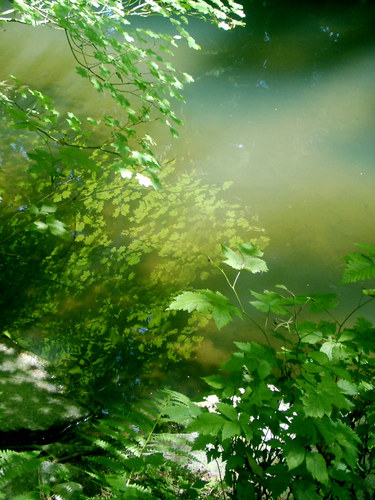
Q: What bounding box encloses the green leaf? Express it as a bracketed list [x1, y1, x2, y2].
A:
[91, 77, 103, 92]
[317, 375, 351, 411]
[187, 412, 225, 435]
[46, 217, 69, 238]
[301, 373, 350, 418]
[182, 72, 194, 83]
[33, 220, 48, 231]
[216, 402, 238, 422]
[308, 351, 329, 365]
[337, 379, 358, 396]
[40, 203, 57, 215]
[29, 204, 39, 215]
[330, 483, 352, 500]
[221, 243, 268, 273]
[76, 66, 89, 78]
[168, 125, 179, 138]
[286, 442, 306, 470]
[168, 290, 241, 329]
[250, 290, 291, 315]
[148, 173, 163, 191]
[308, 293, 339, 312]
[320, 339, 354, 361]
[221, 244, 243, 269]
[256, 359, 273, 379]
[246, 451, 264, 478]
[293, 480, 320, 500]
[306, 452, 329, 485]
[298, 321, 323, 344]
[168, 291, 211, 314]
[301, 390, 330, 418]
[202, 375, 225, 389]
[222, 421, 241, 441]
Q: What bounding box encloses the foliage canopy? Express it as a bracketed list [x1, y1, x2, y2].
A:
[0, 0, 245, 188]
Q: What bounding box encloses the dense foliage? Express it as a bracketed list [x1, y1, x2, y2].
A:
[169, 243, 375, 499]
[0, 390, 208, 499]
[1, 245, 375, 498]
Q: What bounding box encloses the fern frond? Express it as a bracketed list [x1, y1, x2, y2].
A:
[150, 433, 204, 468]
[158, 388, 195, 407]
[0, 450, 42, 498]
[150, 432, 194, 454]
[86, 455, 123, 472]
[105, 473, 154, 497]
[355, 243, 375, 258]
[0, 450, 41, 481]
[74, 388, 204, 497]
[342, 249, 375, 283]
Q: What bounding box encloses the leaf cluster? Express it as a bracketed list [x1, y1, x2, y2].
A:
[170, 243, 375, 498]
[1, 0, 245, 189]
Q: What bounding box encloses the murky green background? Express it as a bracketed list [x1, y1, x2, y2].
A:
[1, 0, 375, 397]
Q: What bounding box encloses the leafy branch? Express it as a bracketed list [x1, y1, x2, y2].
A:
[168, 242, 375, 499]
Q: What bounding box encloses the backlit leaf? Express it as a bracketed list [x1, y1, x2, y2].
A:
[250, 290, 291, 315]
[306, 452, 328, 485]
[286, 442, 306, 470]
[298, 321, 323, 344]
[169, 290, 241, 329]
[168, 291, 212, 314]
[222, 421, 241, 441]
[221, 243, 268, 273]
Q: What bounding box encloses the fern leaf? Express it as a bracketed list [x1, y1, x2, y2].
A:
[77, 389, 205, 497]
[0, 450, 42, 498]
[105, 474, 153, 497]
[342, 251, 375, 283]
[86, 455, 123, 473]
[354, 243, 375, 257]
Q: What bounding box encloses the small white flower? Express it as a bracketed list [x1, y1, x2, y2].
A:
[136, 173, 152, 187]
[196, 394, 220, 413]
[231, 395, 241, 408]
[120, 168, 132, 179]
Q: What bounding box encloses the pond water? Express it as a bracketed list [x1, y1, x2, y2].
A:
[1, 0, 375, 404]
[173, 1, 375, 290]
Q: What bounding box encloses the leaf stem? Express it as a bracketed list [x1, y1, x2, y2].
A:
[208, 257, 272, 347]
[338, 297, 374, 332]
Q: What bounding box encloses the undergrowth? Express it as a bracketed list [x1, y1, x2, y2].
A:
[1, 244, 375, 499]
